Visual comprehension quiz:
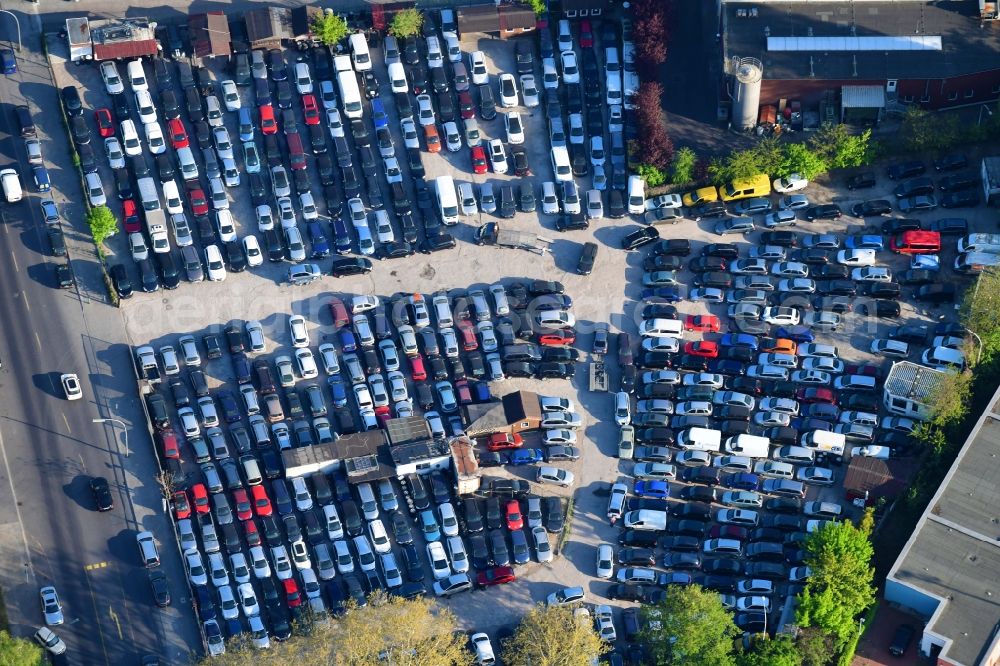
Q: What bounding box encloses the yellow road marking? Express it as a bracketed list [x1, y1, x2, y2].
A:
[83, 565, 111, 663]
[108, 606, 123, 640]
[84, 561, 109, 571]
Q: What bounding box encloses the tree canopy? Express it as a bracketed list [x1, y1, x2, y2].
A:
[737, 635, 803, 666]
[639, 585, 739, 666]
[0, 630, 45, 666]
[311, 11, 349, 47]
[86, 205, 118, 246]
[796, 512, 877, 649]
[501, 604, 606, 666]
[389, 9, 424, 39]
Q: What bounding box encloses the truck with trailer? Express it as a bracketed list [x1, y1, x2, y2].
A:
[474, 222, 553, 255]
[450, 437, 481, 495]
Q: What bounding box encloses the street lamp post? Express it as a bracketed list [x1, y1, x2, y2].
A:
[0, 10, 21, 51]
[92, 417, 129, 457]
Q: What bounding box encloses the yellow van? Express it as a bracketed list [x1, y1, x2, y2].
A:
[682, 186, 719, 207]
[719, 173, 771, 202]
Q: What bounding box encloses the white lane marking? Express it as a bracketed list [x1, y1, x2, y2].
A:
[0, 428, 36, 584]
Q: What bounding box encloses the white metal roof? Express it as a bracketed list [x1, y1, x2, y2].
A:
[767, 35, 942, 52]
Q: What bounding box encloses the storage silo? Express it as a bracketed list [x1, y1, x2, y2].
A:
[732, 57, 763, 131]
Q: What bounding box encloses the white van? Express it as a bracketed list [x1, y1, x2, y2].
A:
[137, 177, 161, 212]
[801, 430, 846, 455]
[921, 346, 966, 371]
[676, 427, 722, 452]
[638, 318, 684, 338]
[126, 59, 148, 91]
[622, 509, 667, 531]
[333, 54, 353, 74]
[618, 425, 635, 459]
[832, 375, 877, 391]
[606, 70, 622, 106]
[0, 168, 23, 203]
[337, 70, 363, 118]
[627, 175, 646, 214]
[349, 33, 372, 71]
[724, 434, 770, 458]
[551, 146, 572, 182]
[387, 62, 407, 94]
[434, 175, 459, 225]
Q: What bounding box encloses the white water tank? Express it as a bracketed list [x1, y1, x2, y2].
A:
[732, 57, 763, 131]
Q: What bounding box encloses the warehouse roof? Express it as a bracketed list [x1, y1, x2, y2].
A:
[189, 12, 231, 58]
[724, 1, 1000, 80]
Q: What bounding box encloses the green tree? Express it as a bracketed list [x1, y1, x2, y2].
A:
[920, 369, 973, 428]
[311, 10, 349, 47]
[639, 585, 739, 666]
[959, 268, 1000, 363]
[201, 593, 470, 665]
[737, 635, 802, 666]
[637, 163, 667, 188]
[779, 142, 829, 180]
[389, 8, 424, 38]
[795, 627, 835, 666]
[670, 147, 697, 185]
[87, 205, 118, 246]
[526, 0, 547, 16]
[900, 106, 959, 154]
[501, 604, 606, 666]
[796, 515, 877, 649]
[807, 123, 874, 169]
[752, 137, 785, 177]
[0, 630, 45, 666]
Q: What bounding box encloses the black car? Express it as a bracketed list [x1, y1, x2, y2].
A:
[556, 213, 589, 232]
[545, 496, 564, 532]
[887, 160, 925, 180]
[881, 217, 922, 234]
[511, 147, 530, 177]
[498, 185, 516, 218]
[109, 263, 133, 299]
[940, 190, 979, 208]
[61, 86, 83, 116]
[914, 284, 955, 303]
[804, 204, 842, 220]
[759, 231, 798, 247]
[692, 201, 727, 220]
[477, 84, 497, 120]
[846, 171, 877, 190]
[78, 143, 98, 173]
[702, 243, 740, 258]
[406, 147, 425, 179]
[577, 242, 598, 276]
[933, 152, 967, 172]
[223, 241, 247, 273]
[937, 173, 977, 193]
[607, 189, 626, 219]
[622, 226, 659, 250]
[851, 199, 892, 217]
[70, 115, 91, 145]
[436, 90, 455, 122]
[394, 91, 413, 120]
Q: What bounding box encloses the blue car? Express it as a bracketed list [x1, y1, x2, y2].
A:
[371, 98, 388, 130]
[508, 448, 543, 465]
[719, 333, 759, 350]
[724, 473, 760, 491]
[640, 286, 683, 302]
[271, 479, 294, 515]
[194, 584, 217, 621]
[470, 380, 491, 402]
[327, 376, 348, 407]
[774, 326, 814, 343]
[634, 480, 669, 499]
[339, 329, 357, 352]
[0, 48, 16, 75]
[843, 234, 884, 250]
[224, 618, 244, 638]
[804, 403, 839, 421]
[333, 216, 353, 254]
[308, 222, 330, 258]
[32, 165, 51, 192]
[707, 359, 744, 375]
[790, 417, 833, 432]
[510, 528, 531, 565]
[238, 107, 255, 142]
[419, 509, 440, 542]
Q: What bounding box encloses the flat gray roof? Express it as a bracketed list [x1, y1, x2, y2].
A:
[724, 1, 1000, 80]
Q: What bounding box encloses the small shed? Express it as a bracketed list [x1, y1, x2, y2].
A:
[391, 440, 452, 476]
[498, 6, 536, 38]
[841, 85, 885, 125]
[189, 12, 231, 59]
[457, 5, 536, 39]
[465, 390, 541, 435]
[245, 7, 291, 50]
[89, 18, 159, 61]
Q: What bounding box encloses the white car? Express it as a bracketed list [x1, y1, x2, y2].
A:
[542, 57, 559, 90]
[595, 544, 614, 579]
[120, 119, 142, 156]
[84, 172, 106, 207]
[384, 157, 403, 183]
[60, 373, 83, 400]
[277, 198, 296, 228]
[100, 61, 124, 95]
[291, 477, 313, 511]
[289, 315, 309, 347]
[489, 283, 510, 315]
[212, 126, 234, 160]
[40, 586, 64, 625]
[237, 582, 258, 617]
[540, 410, 583, 429]
[271, 545, 293, 580]
[401, 118, 420, 149]
[539, 396, 575, 412]
[427, 541, 451, 580]
[487, 139, 508, 174]
[446, 536, 469, 573]
[852, 266, 892, 282]
[762, 307, 800, 326]
[205, 245, 226, 281]
[217, 585, 238, 619]
[836, 249, 877, 266]
[220, 79, 240, 111]
[295, 348, 319, 378]
[537, 466, 575, 487]
[135, 90, 157, 124]
[170, 213, 193, 247]
[326, 108, 345, 138]
[243, 235, 263, 267]
[469, 51, 488, 85]
[442, 122, 462, 152]
[851, 445, 891, 459]
[504, 112, 525, 144]
[294, 62, 313, 94]
[185, 549, 208, 586]
[543, 429, 577, 445]
[299, 192, 318, 220]
[416, 94, 436, 126]
[541, 181, 560, 214]
[215, 209, 237, 242]
[498, 73, 519, 108]
[476, 321, 498, 351]
[104, 137, 125, 169]
[248, 546, 271, 579]
[559, 51, 580, 83]
[773, 173, 808, 193]
[519, 74, 540, 107]
[546, 586, 585, 607]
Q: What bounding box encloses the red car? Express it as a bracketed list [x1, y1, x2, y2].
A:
[538, 330, 576, 346]
[329, 298, 350, 328]
[375, 405, 392, 428]
[708, 524, 748, 540]
[476, 565, 516, 588]
[242, 519, 261, 547]
[458, 90, 475, 120]
[302, 94, 320, 125]
[167, 118, 189, 148]
[283, 578, 302, 608]
[251, 484, 272, 516]
[455, 379, 473, 405]
[94, 108, 114, 137]
[187, 186, 209, 216]
[684, 341, 719, 358]
[796, 387, 837, 405]
[233, 488, 253, 521]
[470, 145, 487, 174]
[685, 315, 720, 333]
[505, 500, 523, 530]
[409, 354, 427, 382]
[172, 490, 191, 520]
[259, 104, 277, 135]
[191, 483, 210, 514]
[579, 19, 594, 48]
[158, 429, 179, 458]
[486, 433, 523, 451]
[457, 320, 478, 351]
[844, 363, 881, 379]
[123, 199, 141, 233]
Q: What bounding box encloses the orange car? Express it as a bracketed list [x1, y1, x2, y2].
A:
[760, 337, 797, 355]
[424, 124, 441, 153]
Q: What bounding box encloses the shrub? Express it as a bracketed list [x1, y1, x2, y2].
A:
[670, 147, 697, 185]
[311, 11, 349, 47]
[637, 164, 667, 188]
[388, 8, 423, 38]
[634, 82, 673, 169]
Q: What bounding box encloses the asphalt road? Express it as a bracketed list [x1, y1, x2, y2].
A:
[0, 21, 198, 666]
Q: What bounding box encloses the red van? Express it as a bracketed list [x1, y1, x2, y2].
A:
[890, 230, 940, 255]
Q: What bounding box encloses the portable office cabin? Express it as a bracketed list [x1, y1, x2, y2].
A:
[86, 18, 159, 62]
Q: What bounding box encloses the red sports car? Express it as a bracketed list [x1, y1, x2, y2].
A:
[158, 428, 179, 458]
[409, 354, 427, 382]
[172, 490, 191, 520]
[476, 565, 516, 588]
[685, 315, 721, 333]
[684, 341, 719, 358]
[94, 108, 114, 137]
[470, 145, 487, 174]
[233, 488, 253, 521]
[301, 94, 320, 125]
[505, 500, 523, 530]
[122, 199, 141, 233]
[259, 104, 277, 135]
[796, 387, 837, 405]
[186, 186, 209, 216]
[537, 330, 576, 346]
[167, 118, 189, 148]
[251, 484, 272, 517]
[191, 483, 210, 514]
